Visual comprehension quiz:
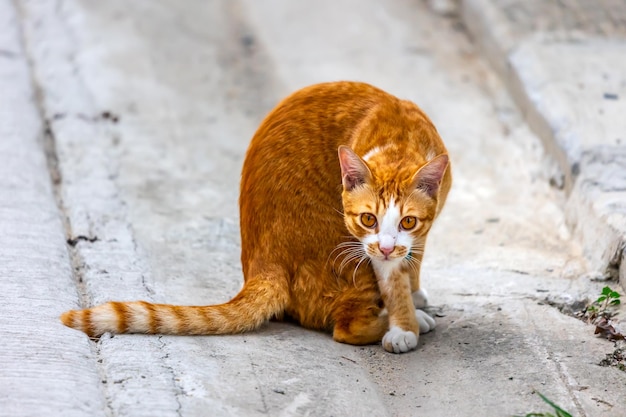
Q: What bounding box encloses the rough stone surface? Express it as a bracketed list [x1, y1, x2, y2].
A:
[0, 1, 106, 415]
[2, 0, 626, 416]
[462, 0, 626, 287]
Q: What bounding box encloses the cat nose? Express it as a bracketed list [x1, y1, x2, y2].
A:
[379, 245, 394, 257]
[379, 235, 396, 257]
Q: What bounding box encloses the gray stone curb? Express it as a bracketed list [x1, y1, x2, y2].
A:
[461, 0, 626, 289]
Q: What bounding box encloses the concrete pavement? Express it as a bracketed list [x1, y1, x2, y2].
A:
[2, 0, 625, 416]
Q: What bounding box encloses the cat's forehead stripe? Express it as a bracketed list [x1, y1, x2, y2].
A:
[362, 144, 393, 162]
[380, 190, 403, 211]
[362, 146, 381, 162]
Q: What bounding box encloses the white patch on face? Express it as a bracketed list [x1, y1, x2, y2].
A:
[396, 230, 413, 254]
[378, 197, 400, 251]
[362, 197, 414, 280]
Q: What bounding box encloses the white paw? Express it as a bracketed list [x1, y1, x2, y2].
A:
[412, 288, 429, 309]
[382, 326, 418, 354]
[416, 309, 436, 334]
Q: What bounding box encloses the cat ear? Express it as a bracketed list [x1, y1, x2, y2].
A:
[412, 154, 449, 198]
[338, 146, 372, 191]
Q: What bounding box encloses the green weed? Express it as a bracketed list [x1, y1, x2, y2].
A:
[515, 391, 573, 417]
[587, 286, 621, 315]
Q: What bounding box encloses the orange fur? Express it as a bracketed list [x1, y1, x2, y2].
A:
[61, 81, 451, 352]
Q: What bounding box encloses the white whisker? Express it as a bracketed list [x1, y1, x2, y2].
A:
[327, 239, 360, 265]
[352, 255, 371, 287]
[328, 236, 371, 279]
[403, 243, 426, 276]
[333, 207, 345, 218]
[338, 249, 362, 275]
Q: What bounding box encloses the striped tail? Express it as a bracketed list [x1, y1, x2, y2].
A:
[60, 279, 288, 338]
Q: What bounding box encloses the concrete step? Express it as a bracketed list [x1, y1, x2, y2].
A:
[461, 0, 626, 287]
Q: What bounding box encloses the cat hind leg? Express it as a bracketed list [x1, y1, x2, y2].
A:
[415, 309, 436, 334]
[411, 287, 429, 309]
[411, 289, 436, 334]
[331, 293, 388, 346]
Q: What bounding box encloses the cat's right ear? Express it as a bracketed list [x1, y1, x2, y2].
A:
[411, 154, 449, 198]
[338, 146, 372, 191]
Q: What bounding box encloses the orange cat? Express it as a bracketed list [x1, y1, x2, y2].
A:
[61, 81, 451, 353]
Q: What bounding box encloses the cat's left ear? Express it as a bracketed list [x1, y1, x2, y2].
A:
[338, 146, 372, 191]
[411, 154, 449, 198]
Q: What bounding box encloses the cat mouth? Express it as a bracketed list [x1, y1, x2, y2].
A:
[373, 252, 401, 262]
[376, 249, 410, 262]
[364, 243, 407, 262]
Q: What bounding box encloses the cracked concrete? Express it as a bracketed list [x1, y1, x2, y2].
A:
[2, 0, 626, 416]
[0, 0, 107, 415]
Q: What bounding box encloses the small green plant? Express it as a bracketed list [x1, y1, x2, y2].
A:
[596, 286, 621, 307]
[515, 391, 573, 417]
[585, 286, 621, 320]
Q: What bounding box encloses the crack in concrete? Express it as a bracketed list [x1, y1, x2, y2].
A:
[10, 0, 89, 304]
[12, 2, 181, 412]
[157, 336, 184, 417]
[548, 349, 588, 417]
[521, 302, 588, 417]
[92, 339, 116, 417]
[247, 353, 270, 415]
[66, 235, 99, 246]
[131, 233, 157, 297]
[10, 0, 114, 414]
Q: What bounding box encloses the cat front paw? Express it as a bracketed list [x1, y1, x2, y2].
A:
[382, 326, 418, 353]
[412, 288, 428, 309]
[416, 309, 436, 334]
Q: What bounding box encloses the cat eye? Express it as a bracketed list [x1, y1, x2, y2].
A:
[360, 213, 377, 228]
[400, 216, 417, 230]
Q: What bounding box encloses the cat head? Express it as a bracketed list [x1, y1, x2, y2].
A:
[338, 145, 448, 267]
